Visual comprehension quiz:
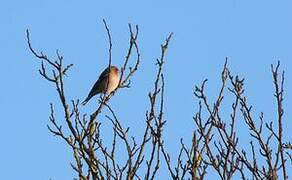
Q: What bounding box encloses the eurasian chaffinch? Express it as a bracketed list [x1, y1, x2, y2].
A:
[82, 66, 120, 105]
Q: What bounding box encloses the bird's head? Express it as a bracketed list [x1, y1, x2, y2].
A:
[110, 66, 120, 75]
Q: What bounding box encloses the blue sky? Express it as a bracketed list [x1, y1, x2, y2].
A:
[1, 0, 292, 179]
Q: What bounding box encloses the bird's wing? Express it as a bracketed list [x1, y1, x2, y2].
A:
[82, 67, 111, 105]
[85, 68, 110, 98]
[98, 67, 110, 82]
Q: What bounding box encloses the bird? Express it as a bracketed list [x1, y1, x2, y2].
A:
[82, 66, 120, 105]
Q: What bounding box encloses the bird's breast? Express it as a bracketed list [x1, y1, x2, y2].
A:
[107, 74, 120, 93]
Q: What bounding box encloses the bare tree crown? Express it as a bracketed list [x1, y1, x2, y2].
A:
[27, 22, 291, 180]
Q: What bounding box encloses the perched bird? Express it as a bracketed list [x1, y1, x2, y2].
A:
[82, 66, 120, 105]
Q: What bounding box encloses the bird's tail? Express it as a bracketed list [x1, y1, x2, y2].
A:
[81, 97, 90, 106]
